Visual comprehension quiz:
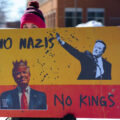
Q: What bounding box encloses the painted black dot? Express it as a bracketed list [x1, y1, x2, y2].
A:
[45, 50, 49, 54]
[68, 65, 70, 68]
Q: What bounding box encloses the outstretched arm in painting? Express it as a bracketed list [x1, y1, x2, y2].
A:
[56, 33, 84, 61]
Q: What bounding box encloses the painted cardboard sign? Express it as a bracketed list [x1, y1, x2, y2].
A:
[0, 27, 119, 118]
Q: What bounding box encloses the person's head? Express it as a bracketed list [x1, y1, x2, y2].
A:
[20, 1, 46, 28]
[12, 60, 30, 88]
[62, 113, 76, 120]
[92, 40, 106, 58]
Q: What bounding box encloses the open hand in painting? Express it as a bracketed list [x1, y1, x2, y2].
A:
[56, 32, 65, 45]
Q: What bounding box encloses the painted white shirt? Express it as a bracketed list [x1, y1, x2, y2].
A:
[95, 57, 104, 78]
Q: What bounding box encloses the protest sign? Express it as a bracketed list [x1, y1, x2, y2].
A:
[0, 27, 119, 118]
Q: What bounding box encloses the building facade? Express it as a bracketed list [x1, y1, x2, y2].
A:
[28, 0, 120, 28]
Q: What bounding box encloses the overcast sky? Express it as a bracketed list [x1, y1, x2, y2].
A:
[6, 0, 27, 22]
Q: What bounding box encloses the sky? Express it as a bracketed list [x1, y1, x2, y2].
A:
[6, 0, 27, 22]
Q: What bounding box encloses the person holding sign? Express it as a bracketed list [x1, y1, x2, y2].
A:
[20, 1, 46, 28]
[56, 33, 111, 80]
[0, 60, 47, 109]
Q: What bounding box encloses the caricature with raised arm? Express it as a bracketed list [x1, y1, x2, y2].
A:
[56, 33, 111, 80]
[0, 60, 47, 109]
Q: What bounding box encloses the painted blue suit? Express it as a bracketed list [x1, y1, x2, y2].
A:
[0, 88, 47, 110]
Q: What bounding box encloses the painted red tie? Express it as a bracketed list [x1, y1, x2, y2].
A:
[21, 89, 28, 109]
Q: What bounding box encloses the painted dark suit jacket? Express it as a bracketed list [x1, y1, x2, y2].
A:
[0, 88, 47, 109]
[62, 42, 111, 80]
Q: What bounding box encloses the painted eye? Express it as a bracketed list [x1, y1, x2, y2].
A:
[23, 71, 27, 74]
[16, 72, 20, 75]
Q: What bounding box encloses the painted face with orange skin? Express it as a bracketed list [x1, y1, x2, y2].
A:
[14, 66, 30, 88]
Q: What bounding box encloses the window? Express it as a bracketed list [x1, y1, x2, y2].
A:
[65, 8, 82, 27]
[87, 8, 105, 24]
[45, 10, 56, 28]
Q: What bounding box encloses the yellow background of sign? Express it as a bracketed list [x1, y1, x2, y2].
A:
[0, 27, 119, 85]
